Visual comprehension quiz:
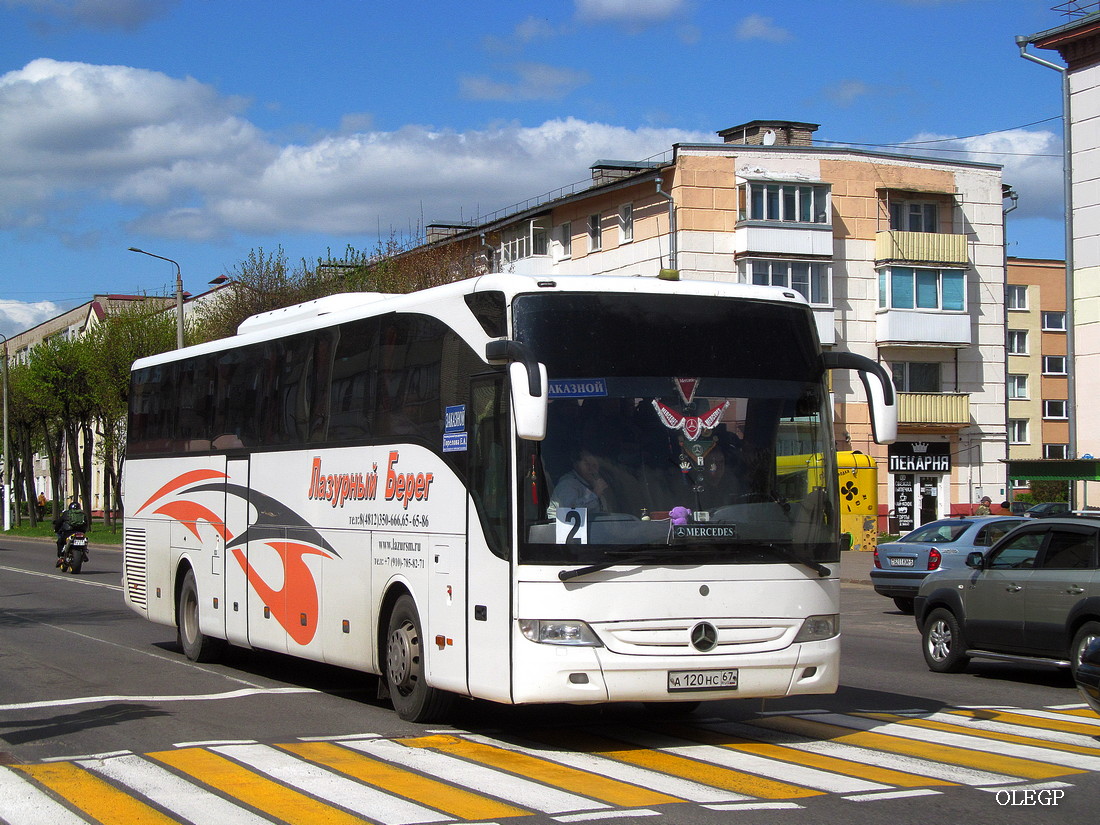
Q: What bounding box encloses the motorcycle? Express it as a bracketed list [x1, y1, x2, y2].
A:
[59, 532, 89, 574]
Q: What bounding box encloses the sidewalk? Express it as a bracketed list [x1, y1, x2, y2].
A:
[839, 549, 873, 586]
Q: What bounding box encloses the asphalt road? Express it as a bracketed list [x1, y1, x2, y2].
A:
[0, 537, 1097, 825]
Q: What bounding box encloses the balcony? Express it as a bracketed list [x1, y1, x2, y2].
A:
[875, 230, 968, 266]
[877, 310, 971, 347]
[898, 392, 971, 428]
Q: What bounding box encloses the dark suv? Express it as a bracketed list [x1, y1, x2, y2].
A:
[915, 515, 1100, 675]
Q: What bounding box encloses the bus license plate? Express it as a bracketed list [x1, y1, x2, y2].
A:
[667, 668, 738, 692]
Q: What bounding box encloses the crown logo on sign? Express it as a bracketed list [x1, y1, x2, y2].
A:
[911, 442, 929, 454]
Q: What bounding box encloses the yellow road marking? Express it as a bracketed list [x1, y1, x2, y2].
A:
[148, 748, 367, 825]
[398, 734, 681, 808]
[946, 708, 1100, 738]
[649, 723, 953, 788]
[280, 741, 531, 820]
[860, 713, 1100, 757]
[515, 728, 822, 800]
[14, 762, 180, 825]
[751, 716, 1082, 780]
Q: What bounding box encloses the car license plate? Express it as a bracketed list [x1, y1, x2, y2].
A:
[889, 556, 915, 567]
[667, 668, 738, 692]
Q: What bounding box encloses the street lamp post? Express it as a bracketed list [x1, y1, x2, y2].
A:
[128, 247, 185, 349]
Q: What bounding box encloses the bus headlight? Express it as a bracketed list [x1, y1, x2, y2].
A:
[519, 619, 603, 646]
[793, 614, 839, 643]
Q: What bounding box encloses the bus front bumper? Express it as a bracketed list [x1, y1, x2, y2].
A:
[510, 636, 839, 704]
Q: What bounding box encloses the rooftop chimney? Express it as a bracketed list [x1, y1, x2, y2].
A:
[717, 120, 819, 147]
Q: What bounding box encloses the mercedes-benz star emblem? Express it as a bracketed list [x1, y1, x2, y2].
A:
[690, 622, 718, 652]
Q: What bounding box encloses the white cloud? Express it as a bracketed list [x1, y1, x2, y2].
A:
[0, 59, 711, 244]
[902, 128, 1063, 221]
[575, 0, 688, 27]
[825, 79, 873, 108]
[0, 298, 61, 337]
[460, 63, 590, 102]
[735, 14, 792, 43]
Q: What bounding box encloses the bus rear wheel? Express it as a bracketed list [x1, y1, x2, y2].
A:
[177, 568, 226, 663]
[385, 595, 454, 722]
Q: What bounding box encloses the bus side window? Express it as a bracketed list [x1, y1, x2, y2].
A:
[470, 376, 510, 560]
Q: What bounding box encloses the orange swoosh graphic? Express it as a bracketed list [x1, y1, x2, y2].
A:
[231, 542, 330, 645]
[136, 469, 229, 515]
[153, 500, 231, 542]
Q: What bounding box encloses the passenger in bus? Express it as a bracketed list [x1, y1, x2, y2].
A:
[547, 447, 612, 520]
[696, 447, 741, 510]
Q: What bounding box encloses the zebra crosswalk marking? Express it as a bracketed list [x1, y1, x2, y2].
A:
[943, 709, 1100, 743]
[588, 726, 890, 795]
[12, 761, 179, 825]
[458, 732, 750, 804]
[343, 737, 610, 814]
[397, 735, 681, 809]
[858, 717, 1100, 770]
[0, 766, 93, 825]
[729, 720, 1019, 786]
[147, 747, 372, 825]
[517, 727, 820, 800]
[807, 713, 1097, 775]
[669, 721, 955, 788]
[278, 741, 531, 820]
[750, 715, 1080, 780]
[948, 707, 1100, 736]
[81, 753, 275, 825]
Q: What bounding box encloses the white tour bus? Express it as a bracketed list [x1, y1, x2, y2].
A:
[123, 274, 896, 721]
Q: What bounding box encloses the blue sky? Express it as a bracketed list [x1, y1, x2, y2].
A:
[0, 0, 1075, 336]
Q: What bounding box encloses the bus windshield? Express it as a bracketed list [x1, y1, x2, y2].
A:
[514, 292, 838, 568]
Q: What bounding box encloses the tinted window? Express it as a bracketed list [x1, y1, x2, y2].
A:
[989, 532, 1043, 569]
[1040, 528, 1098, 570]
[900, 521, 969, 543]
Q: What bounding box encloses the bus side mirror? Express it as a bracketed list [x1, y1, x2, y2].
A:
[822, 352, 897, 445]
[486, 339, 548, 441]
[509, 361, 548, 441]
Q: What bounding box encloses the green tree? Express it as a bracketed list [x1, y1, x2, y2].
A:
[85, 303, 177, 526]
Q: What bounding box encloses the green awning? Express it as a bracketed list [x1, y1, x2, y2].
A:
[1005, 459, 1100, 482]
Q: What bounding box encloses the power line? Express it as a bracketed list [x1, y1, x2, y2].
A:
[819, 116, 1064, 159]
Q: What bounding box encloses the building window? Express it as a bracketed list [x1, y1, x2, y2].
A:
[1007, 330, 1028, 355]
[588, 214, 602, 252]
[619, 204, 634, 243]
[889, 361, 941, 393]
[559, 221, 572, 258]
[1044, 399, 1068, 419]
[746, 259, 830, 305]
[878, 267, 965, 311]
[739, 181, 830, 224]
[1043, 355, 1067, 375]
[1008, 374, 1028, 399]
[1042, 311, 1066, 331]
[1044, 444, 1069, 459]
[500, 218, 550, 264]
[1009, 419, 1029, 444]
[889, 202, 938, 233]
[1007, 284, 1028, 310]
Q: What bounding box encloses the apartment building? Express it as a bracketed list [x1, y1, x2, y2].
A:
[1022, 9, 1100, 504]
[419, 120, 1009, 530]
[1006, 258, 1070, 481]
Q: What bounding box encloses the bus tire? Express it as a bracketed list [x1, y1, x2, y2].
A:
[385, 594, 454, 722]
[177, 568, 226, 663]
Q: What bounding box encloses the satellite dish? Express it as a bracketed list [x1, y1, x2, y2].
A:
[762, 129, 777, 146]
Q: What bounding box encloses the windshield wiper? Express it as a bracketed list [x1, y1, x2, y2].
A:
[558, 551, 664, 582]
[740, 542, 831, 578]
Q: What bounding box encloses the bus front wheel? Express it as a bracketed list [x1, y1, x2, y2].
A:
[177, 568, 226, 663]
[385, 595, 454, 722]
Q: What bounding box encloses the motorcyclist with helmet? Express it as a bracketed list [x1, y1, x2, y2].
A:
[55, 500, 88, 567]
